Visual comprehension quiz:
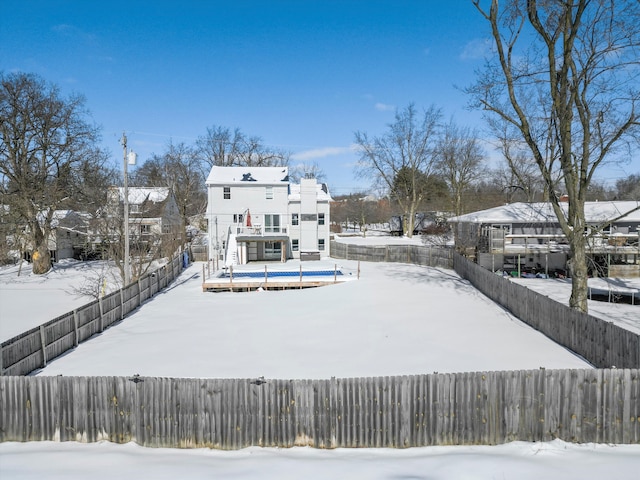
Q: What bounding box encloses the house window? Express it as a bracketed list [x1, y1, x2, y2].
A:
[233, 214, 244, 224]
[264, 214, 281, 233]
[266, 186, 273, 200]
[489, 224, 511, 252]
[318, 238, 325, 251]
[223, 187, 231, 200]
[264, 241, 282, 259]
[292, 239, 299, 251]
[318, 213, 325, 226]
[292, 213, 299, 226]
[141, 224, 151, 235]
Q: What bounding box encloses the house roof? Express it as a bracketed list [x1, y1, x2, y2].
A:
[288, 182, 333, 202]
[112, 187, 170, 204]
[205, 166, 289, 185]
[449, 201, 640, 224]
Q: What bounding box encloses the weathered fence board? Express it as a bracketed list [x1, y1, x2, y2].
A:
[1, 253, 186, 376]
[453, 252, 640, 369]
[330, 242, 639, 368]
[2, 370, 638, 448]
[330, 241, 453, 269]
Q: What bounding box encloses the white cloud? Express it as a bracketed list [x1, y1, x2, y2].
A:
[460, 38, 493, 60]
[374, 102, 395, 112]
[291, 146, 356, 161]
[52, 24, 97, 42]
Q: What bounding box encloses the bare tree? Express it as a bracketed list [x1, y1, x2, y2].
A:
[98, 188, 182, 284]
[354, 104, 442, 237]
[0, 72, 110, 274]
[436, 120, 487, 216]
[615, 174, 640, 200]
[134, 141, 206, 238]
[195, 125, 289, 173]
[489, 119, 548, 202]
[469, 0, 640, 312]
[288, 161, 327, 183]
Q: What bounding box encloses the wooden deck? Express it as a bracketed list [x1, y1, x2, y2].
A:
[202, 277, 347, 292]
[200, 260, 359, 292]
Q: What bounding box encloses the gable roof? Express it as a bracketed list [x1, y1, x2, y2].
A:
[206, 166, 289, 185]
[449, 201, 640, 224]
[111, 187, 170, 205]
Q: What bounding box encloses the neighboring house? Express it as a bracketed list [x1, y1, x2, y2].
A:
[205, 166, 332, 264]
[107, 187, 182, 252]
[48, 210, 92, 261]
[449, 200, 640, 277]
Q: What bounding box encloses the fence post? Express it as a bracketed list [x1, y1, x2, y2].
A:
[39, 325, 47, 367]
[137, 278, 142, 307]
[98, 296, 104, 332]
[120, 288, 125, 320]
[73, 309, 80, 345]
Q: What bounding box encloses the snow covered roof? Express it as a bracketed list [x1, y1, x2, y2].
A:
[112, 187, 170, 204]
[206, 166, 289, 185]
[449, 201, 640, 224]
[288, 182, 332, 202]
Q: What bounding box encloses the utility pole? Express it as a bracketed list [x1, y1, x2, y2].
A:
[121, 132, 131, 286]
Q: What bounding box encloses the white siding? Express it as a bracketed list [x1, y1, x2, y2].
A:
[206, 167, 331, 263]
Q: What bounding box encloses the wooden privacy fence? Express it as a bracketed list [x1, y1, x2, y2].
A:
[330, 241, 453, 268]
[331, 240, 639, 369]
[191, 244, 208, 262]
[453, 253, 640, 369]
[1, 369, 638, 449]
[0, 254, 185, 377]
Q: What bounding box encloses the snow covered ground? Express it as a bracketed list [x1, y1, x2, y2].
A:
[27, 260, 589, 378]
[1, 439, 639, 480]
[1, 240, 639, 478]
[510, 276, 640, 335]
[0, 259, 122, 341]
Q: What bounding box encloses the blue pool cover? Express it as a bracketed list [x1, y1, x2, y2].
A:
[222, 270, 343, 278]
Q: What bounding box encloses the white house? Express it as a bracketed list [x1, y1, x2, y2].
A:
[205, 166, 332, 265]
[106, 187, 182, 253]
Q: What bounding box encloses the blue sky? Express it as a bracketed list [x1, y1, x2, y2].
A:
[2, 1, 632, 195]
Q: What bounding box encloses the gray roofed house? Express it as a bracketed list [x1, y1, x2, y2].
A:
[449, 201, 640, 277]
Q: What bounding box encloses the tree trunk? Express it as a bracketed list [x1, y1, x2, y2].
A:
[32, 244, 52, 274]
[568, 233, 589, 313]
[405, 208, 415, 237]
